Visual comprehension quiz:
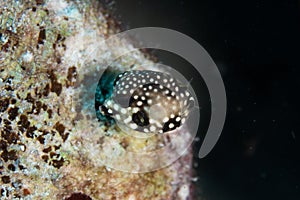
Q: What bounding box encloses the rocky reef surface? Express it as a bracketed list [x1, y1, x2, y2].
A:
[0, 1, 194, 199]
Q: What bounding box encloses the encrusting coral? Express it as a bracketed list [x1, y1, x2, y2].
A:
[0, 0, 194, 199]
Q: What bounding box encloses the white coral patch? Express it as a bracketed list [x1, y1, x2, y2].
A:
[177, 184, 189, 200]
[22, 51, 33, 62]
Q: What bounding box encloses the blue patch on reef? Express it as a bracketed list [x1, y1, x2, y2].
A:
[95, 67, 122, 123]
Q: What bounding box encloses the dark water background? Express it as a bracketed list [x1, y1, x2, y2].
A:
[110, 0, 300, 199]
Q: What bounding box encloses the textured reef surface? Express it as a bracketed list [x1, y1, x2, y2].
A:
[0, 0, 194, 199]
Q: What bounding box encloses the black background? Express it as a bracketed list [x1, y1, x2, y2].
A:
[111, 0, 300, 199]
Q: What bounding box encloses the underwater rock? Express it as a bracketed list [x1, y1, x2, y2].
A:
[0, 0, 195, 199]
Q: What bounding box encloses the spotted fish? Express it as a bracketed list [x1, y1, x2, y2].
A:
[99, 70, 194, 133]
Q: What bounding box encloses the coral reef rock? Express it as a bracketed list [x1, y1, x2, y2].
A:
[0, 0, 194, 199]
